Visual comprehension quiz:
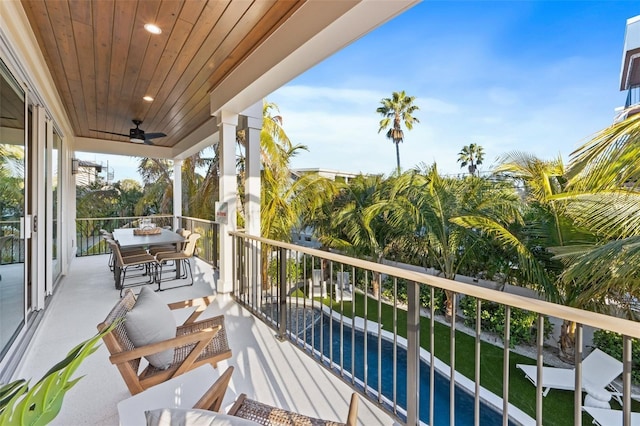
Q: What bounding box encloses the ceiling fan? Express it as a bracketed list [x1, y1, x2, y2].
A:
[90, 119, 166, 145]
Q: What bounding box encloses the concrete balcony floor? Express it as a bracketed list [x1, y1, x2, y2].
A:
[15, 254, 396, 425]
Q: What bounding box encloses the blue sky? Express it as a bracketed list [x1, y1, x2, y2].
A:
[270, 1, 638, 177]
[80, 1, 638, 181]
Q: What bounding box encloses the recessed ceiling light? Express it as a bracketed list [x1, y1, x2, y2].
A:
[144, 23, 161, 34]
[143, 95, 154, 102]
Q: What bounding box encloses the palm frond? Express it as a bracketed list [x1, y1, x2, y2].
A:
[451, 215, 555, 298]
[560, 235, 640, 304]
[568, 113, 640, 190]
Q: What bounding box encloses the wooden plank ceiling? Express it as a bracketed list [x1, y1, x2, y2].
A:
[20, 0, 303, 148]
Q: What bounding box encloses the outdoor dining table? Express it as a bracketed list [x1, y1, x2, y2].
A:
[112, 228, 186, 288]
[113, 228, 185, 250]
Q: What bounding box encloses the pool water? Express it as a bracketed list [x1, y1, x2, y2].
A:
[301, 313, 516, 426]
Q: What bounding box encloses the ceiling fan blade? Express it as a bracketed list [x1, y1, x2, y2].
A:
[144, 132, 167, 140]
[90, 129, 130, 138]
[143, 138, 155, 146]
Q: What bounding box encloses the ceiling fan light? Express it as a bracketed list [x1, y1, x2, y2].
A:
[144, 23, 161, 34]
[130, 137, 145, 144]
[143, 95, 154, 102]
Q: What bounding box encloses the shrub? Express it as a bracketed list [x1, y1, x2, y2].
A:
[460, 296, 553, 347]
[381, 278, 445, 313]
[267, 256, 302, 287]
[592, 330, 640, 384]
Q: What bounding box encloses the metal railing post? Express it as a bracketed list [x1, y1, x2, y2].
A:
[276, 247, 287, 341]
[623, 336, 632, 426]
[574, 323, 583, 426]
[406, 280, 420, 426]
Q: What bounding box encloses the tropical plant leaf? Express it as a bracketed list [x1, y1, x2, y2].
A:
[0, 380, 26, 411]
[560, 235, 640, 307]
[551, 190, 640, 239]
[0, 323, 115, 425]
[567, 113, 640, 191]
[451, 215, 555, 299]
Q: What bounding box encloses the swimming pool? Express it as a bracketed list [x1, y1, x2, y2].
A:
[298, 312, 516, 426]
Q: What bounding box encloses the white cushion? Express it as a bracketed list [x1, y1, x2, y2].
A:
[584, 394, 611, 409]
[145, 408, 260, 426]
[583, 380, 612, 402]
[125, 286, 176, 369]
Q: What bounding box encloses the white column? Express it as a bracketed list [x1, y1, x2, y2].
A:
[244, 102, 262, 237]
[173, 159, 182, 230]
[217, 110, 238, 293]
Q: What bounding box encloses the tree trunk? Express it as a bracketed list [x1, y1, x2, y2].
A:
[395, 142, 401, 174]
[261, 252, 269, 290]
[371, 271, 380, 298]
[444, 290, 454, 320]
[260, 244, 274, 291]
[559, 319, 576, 362]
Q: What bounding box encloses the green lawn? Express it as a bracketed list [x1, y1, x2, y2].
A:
[319, 292, 596, 426]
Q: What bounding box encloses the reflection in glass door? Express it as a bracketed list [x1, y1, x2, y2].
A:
[0, 60, 26, 359]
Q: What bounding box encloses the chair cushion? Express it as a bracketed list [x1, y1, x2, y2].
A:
[125, 286, 177, 369]
[145, 408, 260, 426]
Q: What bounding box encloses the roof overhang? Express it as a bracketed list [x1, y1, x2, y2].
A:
[209, 0, 419, 117]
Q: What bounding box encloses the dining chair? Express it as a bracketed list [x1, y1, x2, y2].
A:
[155, 233, 201, 290]
[103, 232, 147, 272]
[148, 228, 192, 256]
[108, 241, 159, 296]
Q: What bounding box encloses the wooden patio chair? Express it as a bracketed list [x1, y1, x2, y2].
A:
[117, 365, 235, 425]
[97, 289, 232, 395]
[227, 392, 359, 426]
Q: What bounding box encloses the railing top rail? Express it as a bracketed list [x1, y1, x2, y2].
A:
[230, 231, 640, 339]
[178, 216, 216, 224]
[76, 215, 173, 221]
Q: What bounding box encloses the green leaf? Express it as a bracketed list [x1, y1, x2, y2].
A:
[0, 322, 116, 425]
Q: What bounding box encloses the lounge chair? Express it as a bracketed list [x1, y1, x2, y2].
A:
[516, 348, 622, 397]
[309, 269, 327, 298]
[583, 406, 640, 426]
[334, 271, 353, 301]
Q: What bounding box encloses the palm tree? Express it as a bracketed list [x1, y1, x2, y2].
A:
[377, 91, 420, 174]
[235, 100, 337, 289]
[182, 147, 219, 220]
[386, 164, 542, 318]
[316, 174, 398, 297]
[494, 152, 568, 245]
[493, 152, 601, 361]
[556, 113, 640, 314]
[136, 158, 173, 215]
[457, 143, 485, 176]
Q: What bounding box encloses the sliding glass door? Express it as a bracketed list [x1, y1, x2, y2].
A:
[0, 59, 25, 359]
